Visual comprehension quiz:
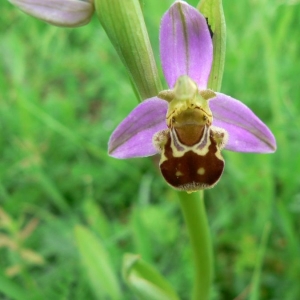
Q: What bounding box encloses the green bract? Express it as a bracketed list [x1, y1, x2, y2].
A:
[95, 0, 162, 101]
[198, 0, 226, 91]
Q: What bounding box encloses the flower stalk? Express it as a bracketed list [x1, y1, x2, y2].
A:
[95, 0, 162, 101]
[179, 191, 212, 300]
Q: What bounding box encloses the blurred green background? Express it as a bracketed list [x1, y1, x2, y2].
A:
[1, 0, 299, 299]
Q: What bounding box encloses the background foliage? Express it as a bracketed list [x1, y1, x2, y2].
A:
[1, 0, 300, 299]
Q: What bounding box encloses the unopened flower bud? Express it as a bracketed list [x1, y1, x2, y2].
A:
[9, 0, 94, 27]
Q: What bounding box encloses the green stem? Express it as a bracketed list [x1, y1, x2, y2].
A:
[178, 191, 213, 300]
[95, 0, 162, 101]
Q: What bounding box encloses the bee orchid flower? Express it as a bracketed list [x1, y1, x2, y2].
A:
[108, 1, 276, 192]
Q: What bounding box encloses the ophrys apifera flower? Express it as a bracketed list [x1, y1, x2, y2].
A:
[108, 1, 276, 192]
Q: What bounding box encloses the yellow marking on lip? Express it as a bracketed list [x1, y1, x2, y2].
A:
[197, 167, 205, 175]
[175, 171, 183, 177]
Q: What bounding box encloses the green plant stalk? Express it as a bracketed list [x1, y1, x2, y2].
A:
[95, 0, 162, 101]
[178, 191, 212, 300]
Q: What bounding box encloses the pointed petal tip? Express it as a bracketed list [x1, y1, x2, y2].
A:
[265, 130, 277, 152]
[222, 125, 277, 154]
[263, 134, 277, 153]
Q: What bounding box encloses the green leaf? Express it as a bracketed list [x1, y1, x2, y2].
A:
[82, 200, 110, 239]
[74, 225, 121, 300]
[198, 0, 226, 92]
[95, 0, 162, 101]
[131, 208, 153, 263]
[0, 271, 31, 300]
[122, 253, 179, 300]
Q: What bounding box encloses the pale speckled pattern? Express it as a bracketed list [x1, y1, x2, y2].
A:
[160, 1, 213, 89]
[9, 0, 94, 27]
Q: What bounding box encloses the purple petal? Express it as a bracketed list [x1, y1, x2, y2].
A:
[160, 1, 213, 89]
[108, 98, 168, 159]
[210, 93, 276, 153]
[9, 0, 94, 27]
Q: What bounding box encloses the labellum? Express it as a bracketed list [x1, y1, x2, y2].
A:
[154, 76, 228, 192]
